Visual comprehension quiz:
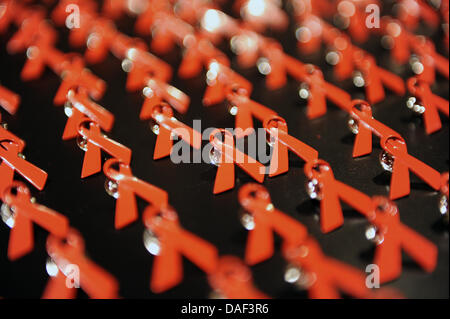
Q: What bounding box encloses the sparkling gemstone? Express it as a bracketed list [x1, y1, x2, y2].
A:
[348, 117, 359, 134]
[379, 151, 394, 172]
[325, 51, 340, 66]
[209, 147, 222, 166]
[105, 179, 119, 199]
[87, 33, 100, 49]
[353, 71, 365, 87]
[285, 265, 315, 289]
[240, 213, 255, 230]
[64, 101, 73, 117]
[121, 59, 133, 73]
[46, 258, 59, 277]
[26, 46, 39, 60]
[150, 120, 160, 135]
[257, 58, 272, 75]
[284, 265, 301, 283]
[298, 83, 310, 99]
[365, 225, 384, 245]
[406, 97, 425, 114]
[439, 195, 448, 223]
[77, 135, 88, 151]
[1, 203, 15, 228]
[306, 179, 322, 200]
[143, 229, 161, 256]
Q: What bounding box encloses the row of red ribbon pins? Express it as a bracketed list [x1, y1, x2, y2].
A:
[0, 0, 448, 298]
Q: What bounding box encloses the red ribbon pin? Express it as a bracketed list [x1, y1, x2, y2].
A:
[149, 103, 201, 160]
[1, 182, 69, 260]
[263, 116, 318, 177]
[43, 228, 119, 299]
[76, 120, 132, 178]
[103, 158, 169, 229]
[208, 255, 270, 299]
[209, 129, 265, 194]
[238, 184, 308, 265]
[143, 205, 218, 293]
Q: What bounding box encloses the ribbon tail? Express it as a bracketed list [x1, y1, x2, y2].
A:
[153, 126, 173, 160]
[8, 212, 34, 260]
[245, 219, 274, 265]
[42, 272, 77, 299]
[150, 242, 183, 293]
[374, 231, 402, 283]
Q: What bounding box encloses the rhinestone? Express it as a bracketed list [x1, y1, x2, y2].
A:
[257, 58, 272, 75]
[77, 135, 88, 151]
[325, 51, 340, 65]
[105, 179, 119, 199]
[121, 59, 133, 72]
[439, 195, 448, 223]
[284, 265, 301, 283]
[240, 213, 255, 230]
[353, 71, 365, 87]
[365, 225, 384, 245]
[150, 120, 160, 135]
[64, 101, 73, 117]
[348, 117, 359, 134]
[143, 229, 161, 256]
[298, 83, 310, 99]
[46, 258, 59, 277]
[209, 147, 222, 166]
[406, 97, 425, 114]
[1, 203, 15, 228]
[306, 179, 322, 200]
[379, 151, 394, 172]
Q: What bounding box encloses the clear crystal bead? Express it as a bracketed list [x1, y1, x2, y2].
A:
[64, 101, 73, 117]
[406, 97, 425, 114]
[46, 258, 59, 277]
[77, 135, 88, 151]
[1, 203, 15, 228]
[325, 51, 340, 65]
[240, 213, 255, 230]
[209, 147, 222, 166]
[410, 56, 424, 75]
[348, 117, 359, 134]
[143, 229, 161, 256]
[306, 179, 322, 200]
[379, 151, 394, 172]
[298, 83, 310, 99]
[121, 58, 133, 72]
[150, 120, 160, 135]
[104, 179, 119, 199]
[284, 265, 301, 283]
[285, 265, 315, 289]
[353, 71, 365, 87]
[86, 32, 100, 49]
[229, 105, 238, 116]
[439, 195, 448, 223]
[365, 225, 384, 245]
[26, 46, 39, 60]
[257, 57, 272, 75]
